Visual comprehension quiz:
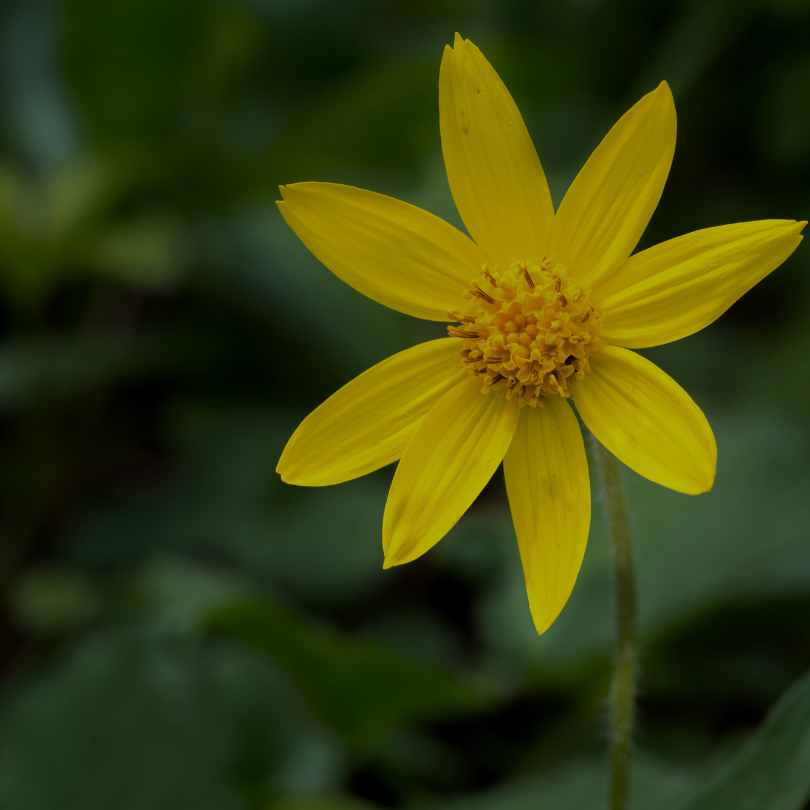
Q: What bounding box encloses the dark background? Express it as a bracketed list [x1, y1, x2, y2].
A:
[0, 0, 809, 808]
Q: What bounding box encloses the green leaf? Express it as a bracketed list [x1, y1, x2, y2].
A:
[0, 330, 221, 411]
[10, 567, 98, 634]
[270, 800, 379, 810]
[91, 213, 188, 290]
[0, 633, 289, 810]
[411, 755, 695, 810]
[63, 0, 197, 142]
[210, 601, 486, 741]
[681, 668, 810, 810]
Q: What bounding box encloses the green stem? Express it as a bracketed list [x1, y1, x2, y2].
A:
[596, 440, 637, 810]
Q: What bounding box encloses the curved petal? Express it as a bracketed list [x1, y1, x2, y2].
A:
[383, 377, 520, 567]
[575, 346, 715, 494]
[504, 398, 590, 635]
[439, 34, 554, 269]
[596, 220, 806, 348]
[278, 338, 466, 486]
[278, 183, 485, 321]
[551, 82, 676, 290]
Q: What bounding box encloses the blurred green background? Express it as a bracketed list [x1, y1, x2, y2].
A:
[0, 0, 809, 808]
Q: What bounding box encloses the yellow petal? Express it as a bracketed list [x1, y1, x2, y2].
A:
[439, 34, 554, 269]
[551, 82, 676, 289]
[383, 377, 520, 567]
[503, 398, 590, 635]
[576, 346, 716, 494]
[278, 183, 486, 321]
[596, 220, 806, 348]
[278, 338, 466, 487]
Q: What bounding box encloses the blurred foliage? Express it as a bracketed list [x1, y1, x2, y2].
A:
[0, 0, 809, 808]
[683, 668, 810, 810]
[210, 600, 486, 740]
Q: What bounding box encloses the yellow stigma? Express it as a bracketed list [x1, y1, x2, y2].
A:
[447, 259, 605, 407]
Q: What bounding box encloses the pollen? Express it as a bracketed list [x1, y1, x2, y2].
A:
[447, 259, 605, 407]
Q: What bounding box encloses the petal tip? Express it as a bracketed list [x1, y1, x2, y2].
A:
[533, 619, 553, 636]
[648, 80, 676, 121]
[276, 464, 294, 485]
[276, 449, 303, 485]
[453, 31, 463, 48]
[687, 466, 716, 495]
[279, 182, 316, 203]
[382, 550, 403, 570]
[701, 471, 716, 495]
[530, 605, 563, 636]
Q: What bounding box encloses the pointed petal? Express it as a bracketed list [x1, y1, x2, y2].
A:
[596, 220, 806, 348]
[551, 82, 676, 289]
[504, 398, 590, 635]
[278, 339, 466, 486]
[439, 34, 554, 269]
[383, 377, 519, 566]
[576, 346, 716, 494]
[278, 183, 486, 321]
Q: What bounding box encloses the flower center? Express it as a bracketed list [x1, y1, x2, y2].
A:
[447, 259, 605, 407]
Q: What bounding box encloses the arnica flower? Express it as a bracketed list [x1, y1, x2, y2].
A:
[276, 35, 805, 633]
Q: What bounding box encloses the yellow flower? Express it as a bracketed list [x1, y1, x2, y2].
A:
[276, 35, 805, 634]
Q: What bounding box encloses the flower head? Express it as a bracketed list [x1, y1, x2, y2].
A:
[449, 258, 605, 404]
[276, 35, 805, 634]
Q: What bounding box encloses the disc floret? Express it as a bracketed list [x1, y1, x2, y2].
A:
[448, 259, 605, 406]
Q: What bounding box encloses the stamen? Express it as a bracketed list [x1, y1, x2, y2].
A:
[447, 310, 476, 323]
[448, 327, 480, 339]
[468, 283, 495, 304]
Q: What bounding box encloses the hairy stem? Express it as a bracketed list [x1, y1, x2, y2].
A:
[596, 440, 637, 810]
